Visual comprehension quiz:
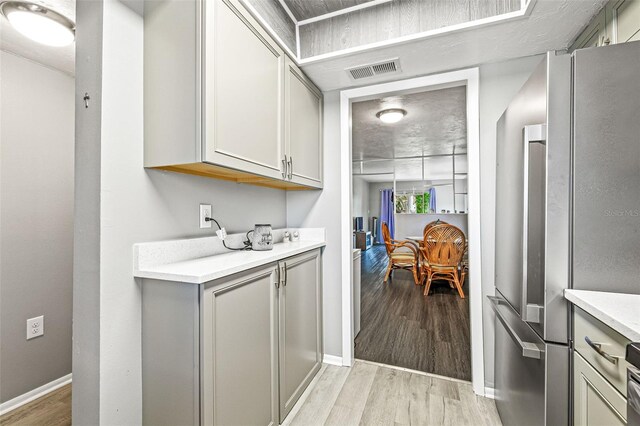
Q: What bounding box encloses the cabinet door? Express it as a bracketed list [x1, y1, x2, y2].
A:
[203, 266, 279, 426]
[285, 57, 323, 188]
[574, 352, 627, 426]
[571, 9, 608, 50]
[204, 0, 285, 180]
[608, 0, 640, 43]
[278, 250, 322, 422]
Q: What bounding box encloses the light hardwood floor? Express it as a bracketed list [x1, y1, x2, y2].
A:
[0, 384, 71, 426]
[0, 362, 500, 425]
[285, 361, 502, 426]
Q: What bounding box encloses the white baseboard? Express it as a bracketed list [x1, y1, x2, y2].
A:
[0, 374, 72, 416]
[484, 387, 496, 399]
[322, 354, 343, 366]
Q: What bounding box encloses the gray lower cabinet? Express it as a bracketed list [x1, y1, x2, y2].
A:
[141, 248, 322, 425]
[278, 251, 323, 421]
[574, 353, 627, 426]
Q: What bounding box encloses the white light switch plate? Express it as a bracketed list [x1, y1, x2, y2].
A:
[200, 204, 212, 229]
[27, 315, 44, 340]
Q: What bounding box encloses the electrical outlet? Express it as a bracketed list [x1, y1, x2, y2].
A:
[200, 204, 212, 229]
[26, 315, 44, 340]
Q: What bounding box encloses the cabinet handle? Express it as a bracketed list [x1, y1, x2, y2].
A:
[584, 336, 618, 364]
[284, 262, 288, 286]
[288, 157, 293, 180]
[275, 265, 280, 289]
[282, 155, 288, 179]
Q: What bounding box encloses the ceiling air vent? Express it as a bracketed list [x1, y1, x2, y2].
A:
[346, 58, 401, 80]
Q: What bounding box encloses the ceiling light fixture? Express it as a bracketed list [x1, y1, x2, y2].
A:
[376, 108, 407, 124]
[0, 1, 75, 47]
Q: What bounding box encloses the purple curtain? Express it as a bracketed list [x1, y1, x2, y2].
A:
[429, 187, 437, 213]
[380, 189, 395, 240]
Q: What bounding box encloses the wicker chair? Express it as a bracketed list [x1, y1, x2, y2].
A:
[420, 224, 467, 298]
[381, 222, 420, 285]
[423, 219, 447, 235]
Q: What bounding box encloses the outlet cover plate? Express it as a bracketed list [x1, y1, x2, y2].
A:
[200, 204, 212, 229]
[27, 315, 44, 340]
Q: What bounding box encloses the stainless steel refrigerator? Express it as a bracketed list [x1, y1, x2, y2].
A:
[492, 41, 640, 426]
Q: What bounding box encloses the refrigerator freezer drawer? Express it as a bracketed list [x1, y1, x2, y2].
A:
[491, 295, 569, 426]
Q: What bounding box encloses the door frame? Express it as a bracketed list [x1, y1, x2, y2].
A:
[338, 67, 485, 395]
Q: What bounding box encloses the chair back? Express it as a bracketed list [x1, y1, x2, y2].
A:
[423, 219, 448, 236]
[381, 222, 394, 256]
[422, 224, 466, 267]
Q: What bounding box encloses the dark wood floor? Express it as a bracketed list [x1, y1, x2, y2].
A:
[0, 384, 71, 426]
[354, 245, 471, 381]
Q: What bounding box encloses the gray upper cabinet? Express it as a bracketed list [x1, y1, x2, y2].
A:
[285, 57, 323, 188]
[144, 0, 323, 190]
[570, 0, 640, 51]
[277, 250, 323, 421]
[204, 0, 285, 181]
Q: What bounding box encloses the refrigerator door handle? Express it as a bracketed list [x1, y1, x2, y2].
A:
[522, 124, 546, 324]
[489, 296, 545, 359]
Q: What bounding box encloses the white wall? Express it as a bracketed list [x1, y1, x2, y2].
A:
[74, 0, 287, 422]
[478, 54, 544, 388]
[395, 214, 468, 242]
[351, 176, 369, 230]
[0, 52, 74, 403]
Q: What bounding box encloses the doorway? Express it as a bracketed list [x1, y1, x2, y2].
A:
[340, 68, 484, 395]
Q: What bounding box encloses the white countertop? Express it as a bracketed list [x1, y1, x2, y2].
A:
[133, 228, 325, 284]
[135, 240, 325, 284]
[565, 289, 640, 341]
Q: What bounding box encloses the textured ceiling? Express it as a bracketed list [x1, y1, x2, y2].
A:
[0, 0, 75, 75]
[281, 0, 375, 21]
[352, 86, 467, 161]
[300, 0, 608, 90]
[351, 86, 467, 182]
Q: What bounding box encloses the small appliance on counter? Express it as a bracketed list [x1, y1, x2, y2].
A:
[250, 224, 273, 251]
[627, 343, 640, 426]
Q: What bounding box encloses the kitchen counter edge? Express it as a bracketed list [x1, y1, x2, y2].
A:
[134, 241, 326, 284]
[564, 289, 640, 341]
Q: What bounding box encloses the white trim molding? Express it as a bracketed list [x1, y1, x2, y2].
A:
[297, 0, 393, 26]
[322, 354, 344, 366]
[484, 387, 496, 399]
[339, 67, 485, 396]
[0, 374, 72, 415]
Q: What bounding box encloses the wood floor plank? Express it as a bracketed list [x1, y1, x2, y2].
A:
[359, 367, 412, 425]
[325, 361, 378, 426]
[288, 364, 351, 426]
[355, 245, 471, 380]
[0, 384, 71, 426]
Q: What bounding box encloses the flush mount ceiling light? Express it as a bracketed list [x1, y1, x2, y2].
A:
[0, 1, 75, 47]
[376, 108, 407, 124]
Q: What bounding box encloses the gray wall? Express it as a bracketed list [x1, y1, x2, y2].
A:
[479, 54, 544, 388]
[351, 176, 369, 230]
[0, 52, 74, 403]
[74, 0, 287, 422]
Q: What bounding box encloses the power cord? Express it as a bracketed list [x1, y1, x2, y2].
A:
[205, 217, 252, 251]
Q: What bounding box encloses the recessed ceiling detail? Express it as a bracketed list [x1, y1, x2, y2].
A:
[280, 0, 379, 22]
